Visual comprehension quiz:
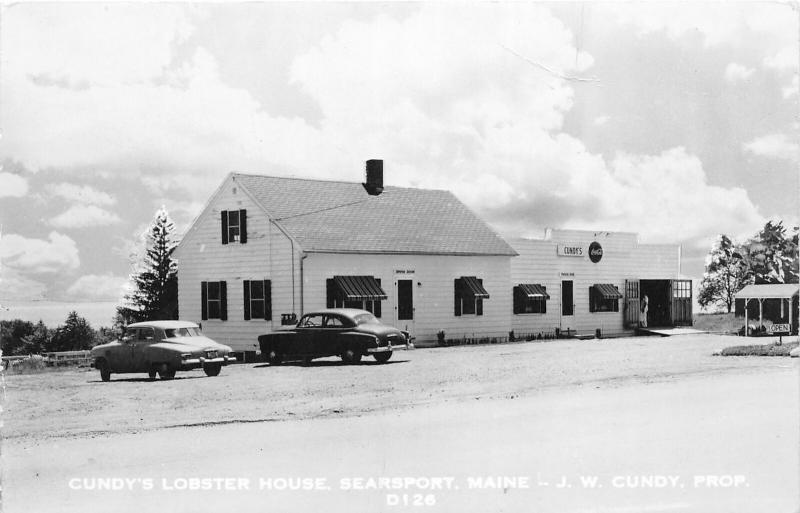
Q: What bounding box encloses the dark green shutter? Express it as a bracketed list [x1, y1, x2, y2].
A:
[326, 279, 335, 308]
[201, 281, 208, 320]
[374, 279, 382, 318]
[264, 279, 272, 320]
[542, 286, 547, 314]
[513, 287, 520, 314]
[220, 281, 228, 320]
[476, 279, 484, 316]
[454, 279, 462, 316]
[589, 287, 595, 313]
[221, 211, 229, 245]
[239, 209, 247, 244]
[243, 280, 251, 320]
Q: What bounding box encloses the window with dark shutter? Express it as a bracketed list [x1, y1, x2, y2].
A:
[590, 284, 621, 312]
[205, 281, 221, 319]
[227, 210, 240, 243]
[244, 279, 271, 320]
[513, 284, 548, 314]
[221, 209, 247, 244]
[326, 276, 385, 315]
[454, 277, 488, 317]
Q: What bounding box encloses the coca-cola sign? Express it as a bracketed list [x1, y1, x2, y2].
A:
[589, 241, 603, 263]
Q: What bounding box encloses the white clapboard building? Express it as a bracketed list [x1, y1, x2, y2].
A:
[509, 229, 692, 339]
[174, 161, 518, 356]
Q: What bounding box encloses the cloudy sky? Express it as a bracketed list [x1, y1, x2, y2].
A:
[0, 2, 797, 326]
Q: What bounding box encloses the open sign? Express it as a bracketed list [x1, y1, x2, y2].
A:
[767, 323, 791, 334]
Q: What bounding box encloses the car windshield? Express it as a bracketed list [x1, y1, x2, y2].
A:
[164, 327, 202, 338]
[353, 313, 379, 325]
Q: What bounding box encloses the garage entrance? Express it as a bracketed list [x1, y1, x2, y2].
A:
[639, 279, 693, 327]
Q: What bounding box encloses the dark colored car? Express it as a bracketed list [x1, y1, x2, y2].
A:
[91, 321, 236, 381]
[258, 308, 414, 365]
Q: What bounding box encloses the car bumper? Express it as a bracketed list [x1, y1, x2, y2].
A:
[366, 340, 415, 353]
[179, 355, 236, 370]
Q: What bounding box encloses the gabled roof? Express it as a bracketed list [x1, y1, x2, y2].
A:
[233, 173, 517, 256]
[735, 284, 799, 299]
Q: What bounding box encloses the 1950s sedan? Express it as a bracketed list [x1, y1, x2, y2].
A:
[91, 321, 236, 381]
[258, 309, 414, 365]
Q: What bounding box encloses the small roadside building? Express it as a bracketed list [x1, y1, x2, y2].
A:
[509, 229, 692, 338]
[734, 284, 799, 336]
[173, 161, 517, 355]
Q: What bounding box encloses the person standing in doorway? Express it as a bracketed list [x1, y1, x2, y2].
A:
[640, 295, 649, 328]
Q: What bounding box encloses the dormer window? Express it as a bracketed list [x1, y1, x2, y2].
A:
[221, 209, 247, 244]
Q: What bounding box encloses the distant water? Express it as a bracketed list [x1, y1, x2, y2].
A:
[0, 300, 118, 328]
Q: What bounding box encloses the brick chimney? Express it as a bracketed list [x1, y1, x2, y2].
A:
[363, 159, 383, 196]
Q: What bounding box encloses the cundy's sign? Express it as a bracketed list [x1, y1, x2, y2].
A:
[557, 245, 584, 257]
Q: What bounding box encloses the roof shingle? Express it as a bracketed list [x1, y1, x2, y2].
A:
[233, 173, 516, 256]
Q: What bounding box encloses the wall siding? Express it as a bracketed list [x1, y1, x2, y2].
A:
[303, 253, 513, 344]
[509, 232, 681, 337]
[176, 176, 282, 352]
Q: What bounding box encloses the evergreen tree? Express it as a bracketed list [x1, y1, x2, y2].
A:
[48, 312, 95, 352]
[697, 235, 749, 313]
[0, 319, 35, 356]
[117, 207, 179, 322]
[741, 221, 798, 284]
[24, 320, 50, 354]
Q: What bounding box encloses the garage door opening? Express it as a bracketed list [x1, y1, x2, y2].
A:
[640, 280, 671, 327]
[640, 279, 693, 327]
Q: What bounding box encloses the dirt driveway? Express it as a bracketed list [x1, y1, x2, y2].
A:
[2, 334, 794, 442]
[2, 334, 798, 513]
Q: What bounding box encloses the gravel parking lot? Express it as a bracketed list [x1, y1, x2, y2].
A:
[3, 334, 794, 442]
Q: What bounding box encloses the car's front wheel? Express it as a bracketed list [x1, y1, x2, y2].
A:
[204, 363, 222, 377]
[97, 359, 111, 382]
[373, 351, 392, 364]
[265, 349, 283, 366]
[157, 363, 176, 380]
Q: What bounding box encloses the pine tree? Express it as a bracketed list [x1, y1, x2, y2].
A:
[117, 207, 179, 322]
[48, 312, 95, 352]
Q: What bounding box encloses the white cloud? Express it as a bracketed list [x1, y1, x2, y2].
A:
[598, 148, 763, 243]
[7, 3, 192, 87]
[46, 182, 116, 206]
[0, 268, 47, 300]
[0, 232, 80, 274]
[593, 115, 610, 126]
[49, 205, 122, 228]
[783, 75, 799, 99]
[0, 2, 775, 254]
[0, 172, 28, 197]
[764, 46, 799, 73]
[743, 133, 799, 162]
[724, 62, 755, 82]
[66, 273, 128, 301]
[601, 2, 796, 48]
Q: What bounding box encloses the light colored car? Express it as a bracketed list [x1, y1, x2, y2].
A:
[91, 321, 236, 381]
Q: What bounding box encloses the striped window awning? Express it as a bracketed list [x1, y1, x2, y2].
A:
[593, 283, 622, 299]
[332, 275, 388, 301]
[459, 276, 490, 299]
[517, 283, 550, 299]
